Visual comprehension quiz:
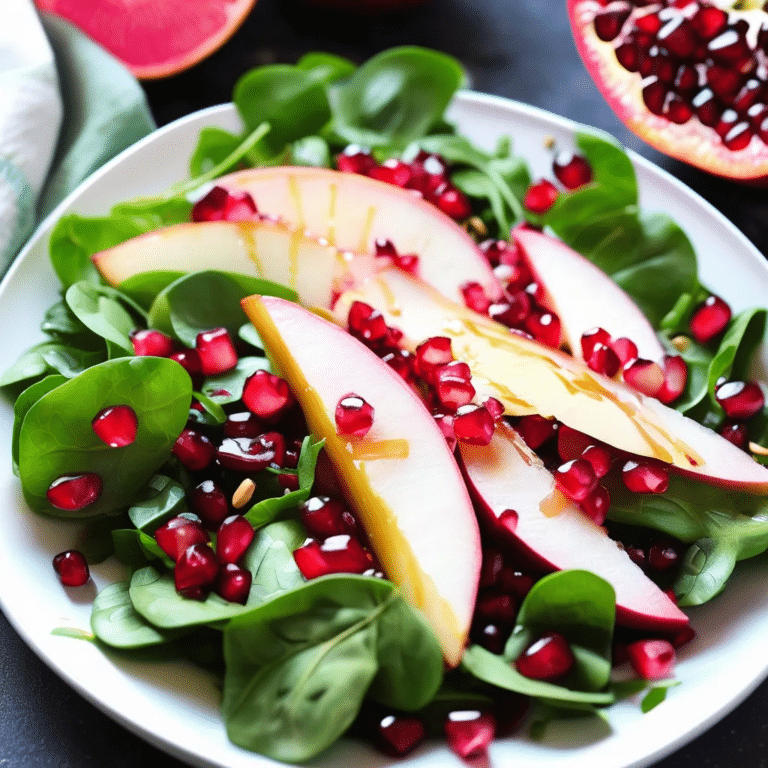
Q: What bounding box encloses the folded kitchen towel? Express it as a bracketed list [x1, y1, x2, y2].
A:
[0, 0, 155, 275]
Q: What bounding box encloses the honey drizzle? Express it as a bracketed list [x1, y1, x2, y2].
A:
[288, 175, 305, 230]
[347, 438, 410, 462]
[358, 205, 376, 254]
[238, 223, 265, 276]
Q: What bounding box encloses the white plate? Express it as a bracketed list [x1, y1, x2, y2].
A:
[1, 91, 768, 768]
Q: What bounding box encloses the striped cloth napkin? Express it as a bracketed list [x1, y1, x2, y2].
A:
[0, 0, 155, 275]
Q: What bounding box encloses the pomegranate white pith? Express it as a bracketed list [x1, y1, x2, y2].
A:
[568, 0, 768, 181]
[241, 294, 482, 667]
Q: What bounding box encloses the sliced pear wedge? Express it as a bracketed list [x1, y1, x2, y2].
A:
[335, 267, 768, 493]
[241, 294, 481, 667]
[459, 421, 688, 630]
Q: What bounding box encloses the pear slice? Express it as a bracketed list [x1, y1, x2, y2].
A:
[335, 267, 768, 493]
[513, 225, 666, 364]
[241, 294, 481, 667]
[459, 421, 688, 631]
[216, 165, 503, 305]
[93, 219, 378, 309]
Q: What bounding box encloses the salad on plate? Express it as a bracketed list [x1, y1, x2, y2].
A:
[4, 46, 768, 764]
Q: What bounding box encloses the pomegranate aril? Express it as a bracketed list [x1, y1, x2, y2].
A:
[664, 93, 694, 125]
[671, 624, 696, 649]
[657, 355, 688, 404]
[191, 479, 230, 529]
[715, 380, 765, 420]
[706, 64, 743, 99]
[175, 543, 220, 598]
[622, 460, 669, 494]
[516, 414, 557, 449]
[461, 281, 491, 314]
[499, 566, 534, 599]
[369, 158, 413, 187]
[648, 537, 682, 572]
[299, 496, 351, 538]
[224, 411, 265, 438]
[242, 370, 295, 420]
[623, 358, 664, 397]
[627, 639, 675, 680]
[489, 292, 531, 327]
[593, 8, 631, 42]
[658, 15, 696, 58]
[216, 562, 252, 604]
[335, 393, 375, 437]
[47, 473, 102, 511]
[523, 179, 559, 214]
[434, 183, 472, 220]
[516, 632, 574, 681]
[173, 428, 215, 471]
[414, 336, 453, 381]
[155, 515, 210, 561]
[708, 26, 750, 65]
[733, 78, 765, 112]
[689, 294, 731, 343]
[444, 710, 496, 759]
[674, 64, 698, 93]
[580, 485, 610, 525]
[130, 328, 174, 357]
[479, 548, 505, 588]
[433, 411, 457, 451]
[580, 327, 611, 359]
[53, 550, 90, 586]
[586, 343, 621, 376]
[635, 10, 662, 35]
[642, 78, 667, 116]
[453, 404, 495, 446]
[552, 151, 593, 189]
[471, 621, 509, 654]
[217, 431, 286, 473]
[293, 535, 373, 578]
[480, 238, 519, 267]
[616, 40, 642, 72]
[170, 349, 202, 378]
[375, 713, 426, 756]
[691, 5, 728, 40]
[216, 515, 255, 564]
[191, 186, 257, 222]
[91, 404, 138, 447]
[555, 458, 598, 502]
[347, 300, 390, 346]
[336, 145, 376, 175]
[610, 337, 639, 366]
[381, 349, 416, 383]
[525, 310, 561, 348]
[484, 396, 505, 421]
[692, 87, 722, 127]
[557, 424, 594, 462]
[196, 327, 237, 376]
[581, 444, 612, 478]
[435, 361, 476, 410]
[475, 592, 518, 625]
[720, 420, 749, 449]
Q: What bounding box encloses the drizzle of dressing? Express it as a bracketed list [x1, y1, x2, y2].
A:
[358, 204, 377, 254]
[346, 438, 410, 462]
[288, 175, 305, 230]
[539, 489, 569, 518]
[238, 223, 265, 276]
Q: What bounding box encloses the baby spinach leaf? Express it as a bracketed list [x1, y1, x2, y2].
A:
[0, 341, 103, 388]
[290, 136, 331, 168]
[18, 357, 191, 518]
[127, 475, 188, 532]
[242, 520, 306, 603]
[41, 300, 93, 342]
[504, 570, 615, 693]
[190, 126, 243, 176]
[110, 195, 192, 229]
[190, 392, 227, 426]
[117, 271, 185, 311]
[326, 47, 465, 149]
[641, 681, 680, 713]
[294, 51, 356, 83]
[92, 581, 186, 648]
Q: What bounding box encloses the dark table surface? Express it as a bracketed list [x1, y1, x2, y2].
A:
[3, 0, 768, 765]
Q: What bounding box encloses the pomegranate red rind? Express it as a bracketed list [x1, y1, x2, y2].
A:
[567, 0, 768, 182]
[35, 0, 257, 80]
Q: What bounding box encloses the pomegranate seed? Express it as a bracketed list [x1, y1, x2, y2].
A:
[191, 186, 257, 222]
[580, 327, 611, 359]
[475, 592, 518, 625]
[414, 336, 453, 381]
[489, 292, 532, 327]
[720, 420, 749, 449]
[217, 515, 255, 564]
[499, 508, 519, 534]
[657, 355, 688, 404]
[169, 349, 202, 378]
[691, 5, 728, 40]
[615, 40, 642, 72]
[557, 424, 594, 462]
[453, 404, 495, 445]
[278, 473, 300, 491]
[671, 624, 696, 649]
[174, 543, 220, 598]
[444, 710, 496, 759]
[299, 496, 351, 538]
[461, 281, 491, 314]
[625, 543, 647, 569]
[658, 15, 696, 58]
[91, 404, 138, 447]
[580, 485, 610, 525]
[196, 327, 238, 376]
[484, 396, 505, 421]
[623, 358, 664, 397]
[555, 458, 598, 501]
[435, 361, 476, 410]
[525, 310, 561, 348]
[372, 158, 415, 187]
[346, 301, 390, 346]
[708, 26, 750, 65]
[648, 538, 682, 572]
[480, 238, 519, 267]
[433, 411, 457, 451]
[586, 343, 621, 377]
[335, 394, 375, 437]
[224, 411, 265, 438]
[335, 145, 376, 175]
[471, 621, 509, 654]
[293, 535, 373, 578]
[52, 550, 90, 586]
[523, 180, 559, 214]
[499, 567, 534, 599]
[622, 460, 669, 494]
[217, 432, 286, 473]
[434, 183, 472, 220]
[593, 8, 631, 41]
[130, 329, 174, 357]
[155, 515, 210, 560]
[627, 639, 675, 680]
[692, 87, 722, 127]
[690, 295, 732, 344]
[242, 370, 295, 420]
[190, 480, 230, 529]
[716, 380, 765, 420]
[581, 444, 612, 478]
[552, 151, 594, 189]
[375, 713, 426, 756]
[380, 349, 416, 383]
[516, 414, 557, 449]
[216, 563, 252, 604]
[611, 337, 638, 366]
[173, 428, 215, 471]
[516, 632, 574, 681]
[47, 473, 102, 511]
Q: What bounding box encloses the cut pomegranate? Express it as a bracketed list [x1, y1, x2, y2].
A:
[174, 543, 220, 599]
[190, 480, 230, 529]
[335, 394, 375, 437]
[435, 361, 476, 410]
[523, 179, 559, 213]
[444, 710, 496, 759]
[568, 0, 768, 181]
[154, 515, 210, 561]
[91, 404, 138, 447]
[515, 632, 575, 681]
[299, 496, 352, 538]
[293, 535, 374, 578]
[552, 151, 594, 189]
[195, 327, 238, 376]
[622, 460, 670, 494]
[216, 563, 252, 604]
[191, 186, 257, 222]
[555, 458, 598, 501]
[216, 432, 286, 473]
[627, 639, 676, 679]
[453, 404, 495, 445]
[130, 328, 174, 357]
[242, 370, 295, 421]
[47, 473, 102, 511]
[216, 515, 255, 564]
[374, 713, 426, 756]
[52, 550, 90, 587]
[690, 295, 732, 343]
[172, 428, 215, 471]
[516, 414, 558, 449]
[715, 380, 765, 420]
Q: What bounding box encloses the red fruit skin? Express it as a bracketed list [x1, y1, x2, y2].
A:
[566, 0, 768, 182]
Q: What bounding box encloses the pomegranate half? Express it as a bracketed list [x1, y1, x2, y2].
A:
[567, 0, 768, 182]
